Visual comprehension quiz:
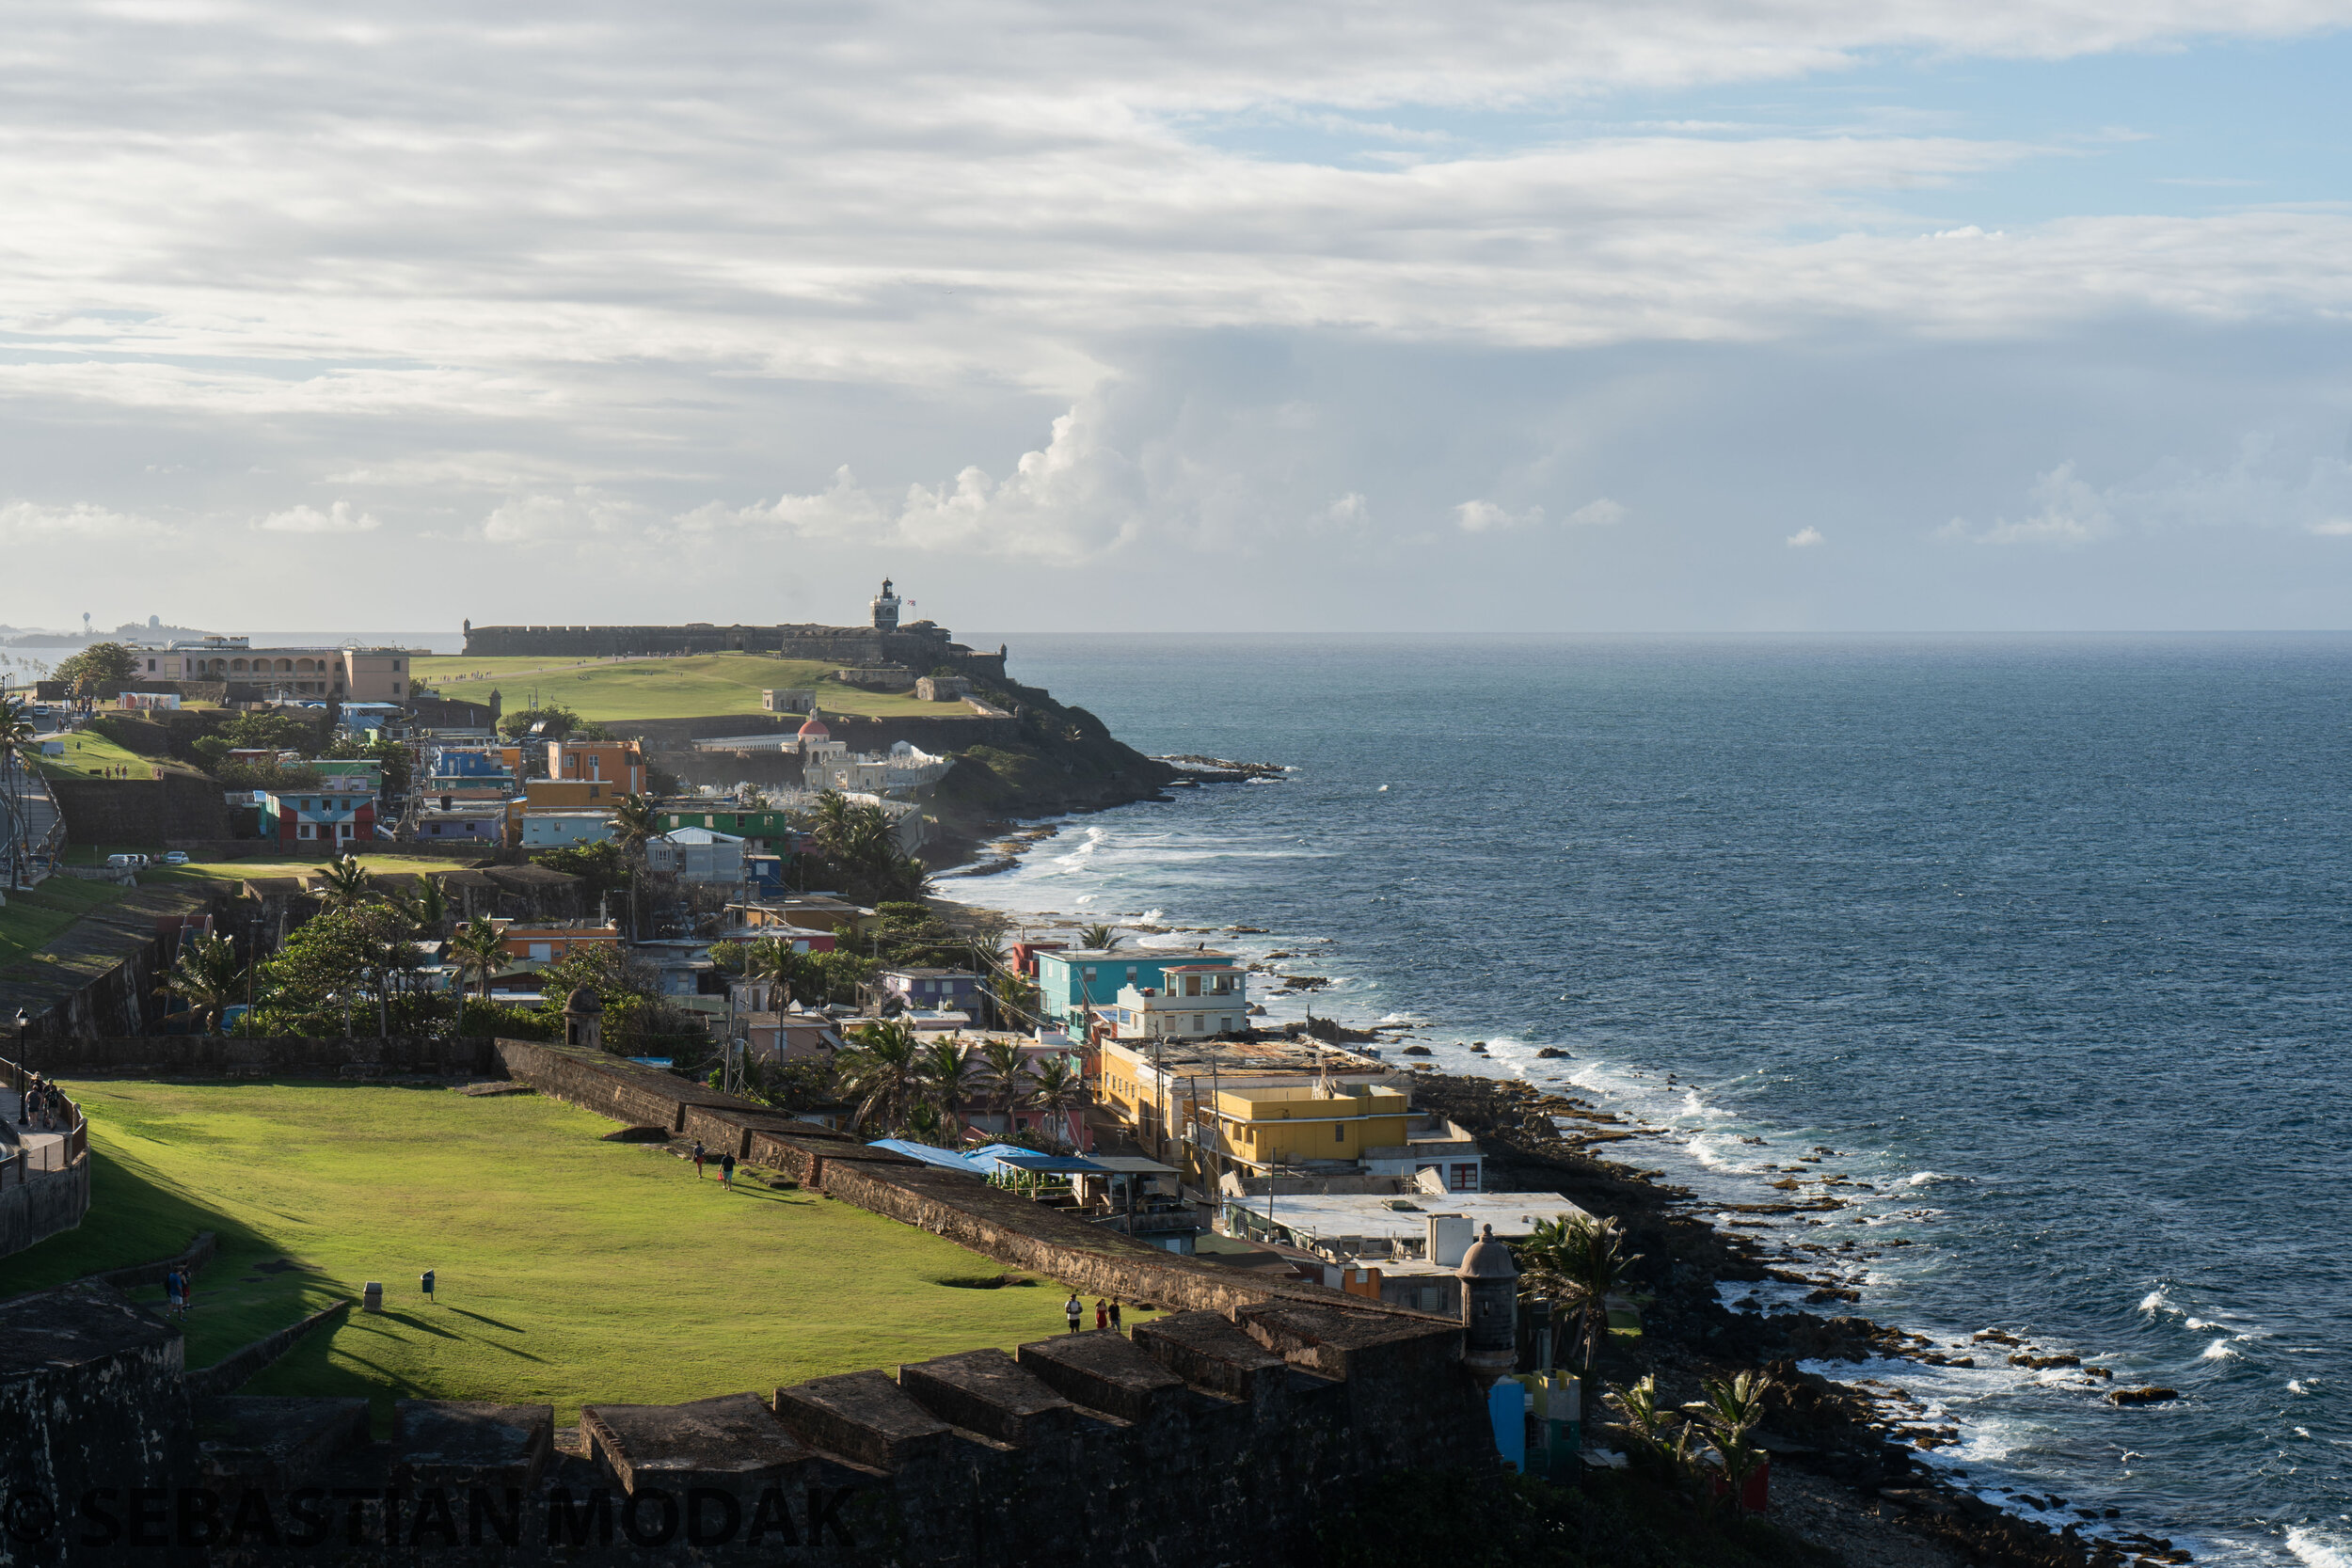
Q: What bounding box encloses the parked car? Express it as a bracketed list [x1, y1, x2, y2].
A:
[105, 853, 136, 868]
[162, 850, 189, 865]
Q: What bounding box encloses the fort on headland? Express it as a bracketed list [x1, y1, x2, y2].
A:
[463, 579, 1009, 682]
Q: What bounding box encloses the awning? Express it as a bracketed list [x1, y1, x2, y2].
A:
[867, 1138, 989, 1176]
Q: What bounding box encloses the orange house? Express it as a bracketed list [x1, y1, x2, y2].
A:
[546, 740, 645, 792]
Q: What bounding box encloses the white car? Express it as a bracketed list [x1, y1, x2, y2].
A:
[105, 853, 136, 868]
[162, 850, 189, 865]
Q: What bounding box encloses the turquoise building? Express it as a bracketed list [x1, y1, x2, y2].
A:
[1034, 947, 1242, 1031]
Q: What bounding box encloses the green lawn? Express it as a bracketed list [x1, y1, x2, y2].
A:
[0, 1081, 1126, 1426]
[411, 654, 954, 722]
[0, 876, 135, 972]
[28, 730, 191, 781]
[63, 847, 483, 884]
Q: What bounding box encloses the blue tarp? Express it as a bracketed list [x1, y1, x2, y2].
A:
[868, 1138, 991, 1177]
[965, 1143, 1108, 1178]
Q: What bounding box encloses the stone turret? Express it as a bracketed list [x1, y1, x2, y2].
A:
[1455, 1222, 1518, 1383]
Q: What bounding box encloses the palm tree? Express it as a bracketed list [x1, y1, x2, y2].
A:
[385, 874, 449, 939]
[1520, 1212, 1642, 1370]
[836, 1019, 923, 1133]
[1695, 1371, 1770, 1512]
[448, 917, 504, 1006]
[1076, 923, 1116, 951]
[311, 854, 375, 911]
[0, 696, 34, 887]
[353, 906, 424, 1037]
[812, 789, 856, 859]
[1026, 1054, 1085, 1152]
[611, 793, 658, 854]
[916, 1037, 978, 1138]
[157, 931, 245, 1034]
[1603, 1375, 1688, 1472]
[975, 1038, 1031, 1135]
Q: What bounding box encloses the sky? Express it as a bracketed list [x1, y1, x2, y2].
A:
[3, 1, 2351, 636]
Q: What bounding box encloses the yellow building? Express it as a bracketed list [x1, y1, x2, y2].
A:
[523, 779, 628, 811]
[1207, 1085, 1412, 1175]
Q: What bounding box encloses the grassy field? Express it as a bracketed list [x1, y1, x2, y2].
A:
[0, 1081, 1129, 1426]
[62, 846, 481, 883]
[411, 654, 951, 722]
[0, 875, 135, 971]
[27, 730, 189, 781]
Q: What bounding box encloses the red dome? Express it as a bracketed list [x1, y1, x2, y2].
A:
[797, 713, 830, 738]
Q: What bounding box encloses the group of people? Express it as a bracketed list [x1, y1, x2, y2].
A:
[17, 1075, 65, 1132]
[162, 1267, 192, 1317]
[1063, 1293, 1124, 1334]
[690, 1140, 738, 1188]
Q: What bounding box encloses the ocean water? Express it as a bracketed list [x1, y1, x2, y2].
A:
[957, 633, 2352, 1566]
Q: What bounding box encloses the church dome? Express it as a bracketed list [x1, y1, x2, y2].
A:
[797, 713, 831, 739]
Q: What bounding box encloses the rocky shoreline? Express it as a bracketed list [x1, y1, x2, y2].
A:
[929, 833, 2194, 1567]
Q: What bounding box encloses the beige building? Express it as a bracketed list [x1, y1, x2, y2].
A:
[142, 638, 417, 701]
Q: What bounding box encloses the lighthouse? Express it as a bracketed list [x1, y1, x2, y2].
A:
[870, 578, 902, 632]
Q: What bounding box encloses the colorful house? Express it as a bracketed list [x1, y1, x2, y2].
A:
[1034, 947, 1244, 1031]
[654, 805, 809, 853]
[257, 773, 379, 847]
[547, 739, 644, 792]
[879, 967, 987, 1016]
[498, 920, 621, 963]
[519, 811, 615, 849]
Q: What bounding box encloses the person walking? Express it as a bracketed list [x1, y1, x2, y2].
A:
[163, 1269, 182, 1318]
[1063, 1292, 1083, 1335]
[692, 1140, 706, 1180]
[1094, 1298, 1108, 1331]
[1108, 1299, 1122, 1333]
[719, 1151, 736, 1190]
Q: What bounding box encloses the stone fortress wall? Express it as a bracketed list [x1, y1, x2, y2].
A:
[460, 622, 1009, 685]
[0, 1038, 1499, 1566]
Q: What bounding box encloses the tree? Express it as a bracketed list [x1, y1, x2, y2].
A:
[975, 1038, 1031, 1132]
[325, 732, 412, 795]
[448, 917, 504, 1003]
[1077, 923, 1116, 951]
[499, 704, 605, 741]
[351, 906, 426, 1037]
[249, 907, 380, 1035]
[55, 641, 138, 696]
[835, 1018, 924, 1133]
[611, 793, 658, 854]
[0, 696, 34, 884]
[1692, 1370, 1769, 1511]
[157, 932, 245, 1034]
[222, 709, 320, 753]
[1518, 1212, 1642, 1370]
[915, 1037, 978, 1136]
[384, 874, 449, 940]
[310, 854, 375, 911]
[1026, 1054, 1085, 1152]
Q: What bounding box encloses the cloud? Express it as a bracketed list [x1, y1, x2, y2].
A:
[1453, 499, 1544, 532]
[1787, 526, 1825, 546]
[482, 488, 640, 545]
[1565, 498, 1626, 528]
[1940, 461, 2113, 546]
[0, 499, 156, 539]
[255, 500, 379, 534]
[2309, 519, 2352, 535]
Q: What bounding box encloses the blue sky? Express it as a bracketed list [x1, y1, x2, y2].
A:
[1, 2, 2348, 634]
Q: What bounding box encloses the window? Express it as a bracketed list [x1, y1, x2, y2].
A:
[1082, 967, 1097, 981]
[1450, 1164, 1479, 1193]
[1334, 1124, 1345, 1143]
[296, 822, 315, 840]
[529, 942, 552, 960]
[391, 660, 400, 672]
[1192, 1014, 1204, 1033]
[1220, 1017, 1233, 1032]
[430, 823, 442, 834]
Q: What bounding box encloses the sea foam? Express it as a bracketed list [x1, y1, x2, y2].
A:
[2288, 1527, 2352, 1568]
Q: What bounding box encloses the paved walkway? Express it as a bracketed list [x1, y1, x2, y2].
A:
[0, 1086, 71, 1173]
[4, 758, 61, 885]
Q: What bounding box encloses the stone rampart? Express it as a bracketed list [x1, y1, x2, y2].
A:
[0, 1146, 89, 1260]
[461, 623, 1008, 684]
[19, 1036, 500, 1080]
[0, 884, 225, 1040]
[49, 775, 235, 846]
[0, 1285, 1488, 1567]
[488, 1039, 1429, 1324]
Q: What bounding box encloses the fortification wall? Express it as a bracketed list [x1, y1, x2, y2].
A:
[20, 1036, 499, 1080]
[0, 1148, 89, 1259]
[49, 775, 235, 846]
[0, 885, 225, 1041]
[461, 623, 1009, 683]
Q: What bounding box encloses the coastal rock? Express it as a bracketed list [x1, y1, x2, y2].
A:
[1972, 1328, 2023, 1346]
[1535, 1047, 1567, 1058]
[1468, 1042, 1488, 1053]
[2008, 1352, 2081, 1370]
[2107, 1386, 2180, 1406]
[1400, 1045, 1432, 1056]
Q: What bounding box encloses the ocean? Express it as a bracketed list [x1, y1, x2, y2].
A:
[956, 633, 2352, 1567]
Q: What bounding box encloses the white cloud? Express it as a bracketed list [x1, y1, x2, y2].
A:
[0, 499, 156, 538]
[482, 489, 640, 545]
[1940, 461, 2113, 546]
[1565, 498, 1626, 528]
[1453, 499, 1545, 532]
[2311, 519, 2352, 535]
[1787, 526, 1825, 546]
[255, 499, 379, 534]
